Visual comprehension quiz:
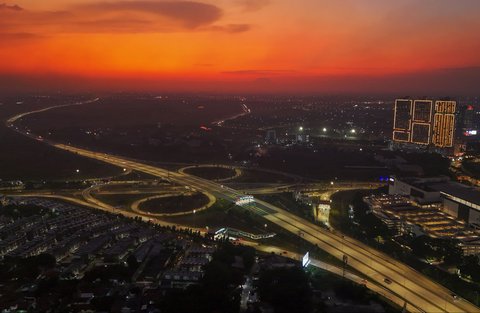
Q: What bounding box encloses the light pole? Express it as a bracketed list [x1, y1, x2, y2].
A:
[193, 209, 197, 229]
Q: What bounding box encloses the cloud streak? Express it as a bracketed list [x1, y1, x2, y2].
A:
[236, 0, 270, 12]
[0, 3, 22, 11]
[74, 1, 222, 29]
[0, 1, 250, 34]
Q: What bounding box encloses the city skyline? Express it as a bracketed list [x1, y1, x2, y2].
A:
[1, 0, 480, 93]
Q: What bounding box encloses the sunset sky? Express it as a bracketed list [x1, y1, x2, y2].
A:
[1, 0, 480, 94]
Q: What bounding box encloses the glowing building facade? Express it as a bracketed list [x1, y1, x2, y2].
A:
[432, 101, 456, 148]
[392, 98, 456, 149]
[411, 100, 433, 145]
[393, 99, 413, 142]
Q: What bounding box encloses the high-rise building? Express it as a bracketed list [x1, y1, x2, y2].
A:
[463, 105, 476, 130]
[393, 99, 413, 142]
[432, 100, 456, 147]
[410, 100, 433, 145]
[459, 105, 479, 136]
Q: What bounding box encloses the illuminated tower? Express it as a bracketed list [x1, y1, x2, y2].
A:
[393, 99, 413, 142]
[410, 100, 433, 145]
[432, 101, 456, 147]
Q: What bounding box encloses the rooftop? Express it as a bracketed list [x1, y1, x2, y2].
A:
[430, 182, 480, 206]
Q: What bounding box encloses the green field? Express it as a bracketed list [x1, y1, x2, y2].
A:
[0, 131, 122, 181]
[94, 193, 152, 208]
[183, 166, 237, 180]
[139, 192, 210, 214]
[231, 169, 296, 184]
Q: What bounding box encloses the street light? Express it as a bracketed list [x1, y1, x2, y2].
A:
[75, 169, 80, 173]
[299, 126, 304, 131]
[322, 128, 327, 133]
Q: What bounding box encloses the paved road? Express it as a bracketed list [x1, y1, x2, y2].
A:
[6, 100, 480, 313]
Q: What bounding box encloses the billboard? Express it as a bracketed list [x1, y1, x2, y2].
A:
[302, 252, 311, 267]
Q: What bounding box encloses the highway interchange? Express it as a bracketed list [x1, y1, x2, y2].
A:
[5, 99, 480, 313]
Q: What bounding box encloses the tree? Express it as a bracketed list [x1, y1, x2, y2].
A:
[258, 267, 312, 313]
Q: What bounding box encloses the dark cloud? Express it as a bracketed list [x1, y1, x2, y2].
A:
[222, 70, 295, 75]
[208, 23, 251, 33]
[0, 32, 42, 40]
[75, 1, 223, 29]
[0, 1, 238, 34]
[0, 3, 22, 11]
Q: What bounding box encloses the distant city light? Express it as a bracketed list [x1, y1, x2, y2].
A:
[76, 169, 80, 173]
[350, 129, 356, 134]
[299, 126, 304, 131]
[330, 181, 334, 185]
[322, 128, 327, 132]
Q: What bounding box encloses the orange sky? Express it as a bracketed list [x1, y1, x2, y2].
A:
[1, 0, 480, 93]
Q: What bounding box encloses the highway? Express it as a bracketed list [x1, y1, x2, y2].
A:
[6, 100, 480, 313]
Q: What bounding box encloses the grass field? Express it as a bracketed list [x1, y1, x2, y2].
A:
[183, 166, 237, 180]
[139, 192, 210, 214]
[0, 129, 122, 181]
[94, 193, 153, 208]
[231, 169, 296, 184]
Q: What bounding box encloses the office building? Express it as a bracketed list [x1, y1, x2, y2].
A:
[459, 105, 479, 137]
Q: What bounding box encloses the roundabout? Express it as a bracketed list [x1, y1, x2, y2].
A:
[131, 190, 216, 217]
[179, 165, 242, 182]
